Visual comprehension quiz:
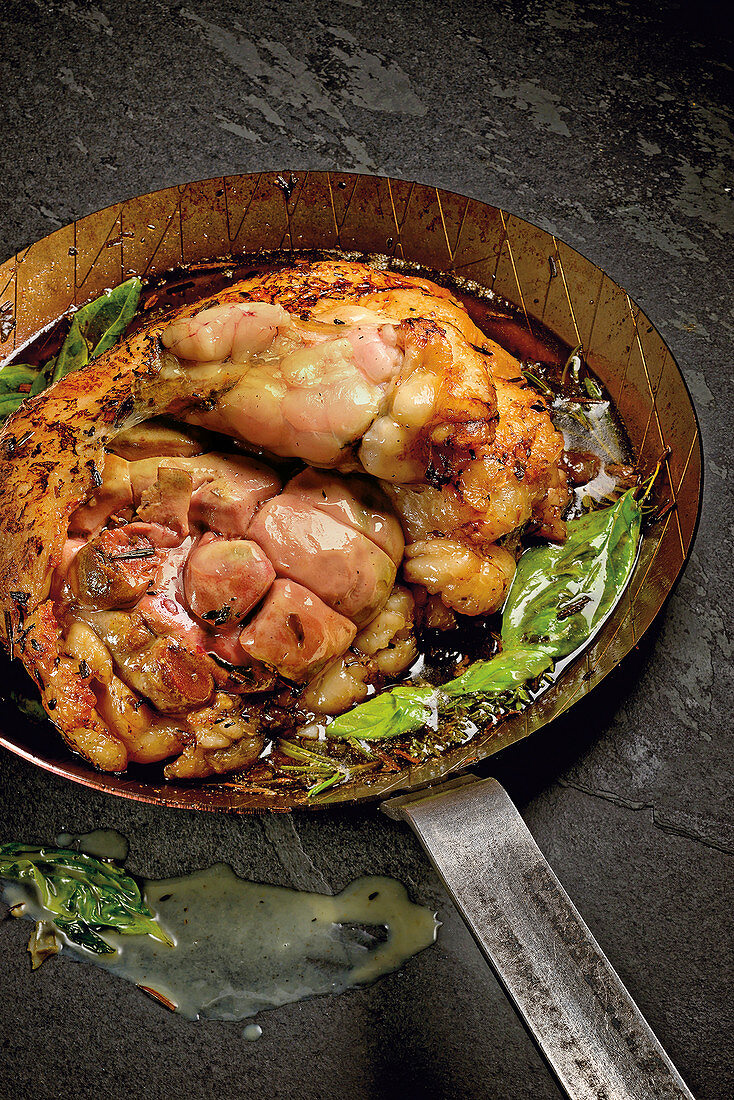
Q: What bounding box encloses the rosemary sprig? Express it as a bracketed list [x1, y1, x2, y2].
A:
[276, 739, 378, 798]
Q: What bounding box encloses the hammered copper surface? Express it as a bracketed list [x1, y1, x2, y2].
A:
[0, 172, 703, 811]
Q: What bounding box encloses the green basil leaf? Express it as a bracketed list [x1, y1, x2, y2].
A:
[55, 920, 116, 956]
[0, 278, 142, 414]
[0, 394, 26, 420]
[0, 364, 38, 393]
[0, 843, 172, 952]
[30, 358, 55, 396]
[7, 691, 48, 723]
[502, 489, 641, 660]
[442, 644, 553, 697]
[326, 684, 436, 741]
[52, 315, 90, 382]
[53, 277, 142, 382]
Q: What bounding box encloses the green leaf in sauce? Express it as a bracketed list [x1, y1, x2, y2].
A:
[326, 684, 436, 742]
[0, 278, 142, 421]
[0, 843, 173, 954]
[501, 488, 641, 660]
[321, 491, 642, 743]
[0, 363, 38, 393]
[52, 276, 142, 382]
[441, 644, 553, 698]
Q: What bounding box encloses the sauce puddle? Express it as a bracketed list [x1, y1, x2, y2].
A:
[1, 830, 439, 1024]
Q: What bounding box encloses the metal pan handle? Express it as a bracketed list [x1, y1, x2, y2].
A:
[382, 776, 695, 1100]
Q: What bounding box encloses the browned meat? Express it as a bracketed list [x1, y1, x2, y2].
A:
[0, 259, 568, 778]
[68, 527, 161, 610]
[68, 453, 133, 537]
[128, 453, 282, 537]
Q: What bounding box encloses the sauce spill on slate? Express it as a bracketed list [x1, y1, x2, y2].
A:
[1, 831, 439, 1023]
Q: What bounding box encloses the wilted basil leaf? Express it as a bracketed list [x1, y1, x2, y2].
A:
[442, 644, 553, 697]
[53, 276, 142, 382]
[502, 489, 641, 659]
[0, 842, 172, 955]
[326, 684, 436, 741]
[0, 363, 38, 393]
[0, 278, 142, 422]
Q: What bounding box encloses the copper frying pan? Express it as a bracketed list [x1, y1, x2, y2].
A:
[0, 171, 702, 811]
[0, 174, 702, 1098]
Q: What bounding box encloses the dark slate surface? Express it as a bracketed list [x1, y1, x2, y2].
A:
[0, 1, 731, 1097]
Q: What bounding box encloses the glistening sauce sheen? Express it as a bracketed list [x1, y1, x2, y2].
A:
[1, 830, 439, 1022]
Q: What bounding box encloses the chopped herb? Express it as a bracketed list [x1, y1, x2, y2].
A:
[110, 548, 156, 561]
[87, 461, 103, 487]
[203, 606, 231, 626]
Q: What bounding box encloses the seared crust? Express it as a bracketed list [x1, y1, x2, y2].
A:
[0, 329, 163, 644]
[239, 260, 461, 316]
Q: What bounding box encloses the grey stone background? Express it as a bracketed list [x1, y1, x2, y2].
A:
[0, 1, 731, 1097]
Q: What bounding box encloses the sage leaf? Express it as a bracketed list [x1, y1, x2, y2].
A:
[0, 842, 173, 955]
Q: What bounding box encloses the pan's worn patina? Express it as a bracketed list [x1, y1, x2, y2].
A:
[0, 173, 702, 810]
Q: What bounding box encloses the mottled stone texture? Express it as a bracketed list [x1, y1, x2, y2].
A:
[0, 1, 731, 1098]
